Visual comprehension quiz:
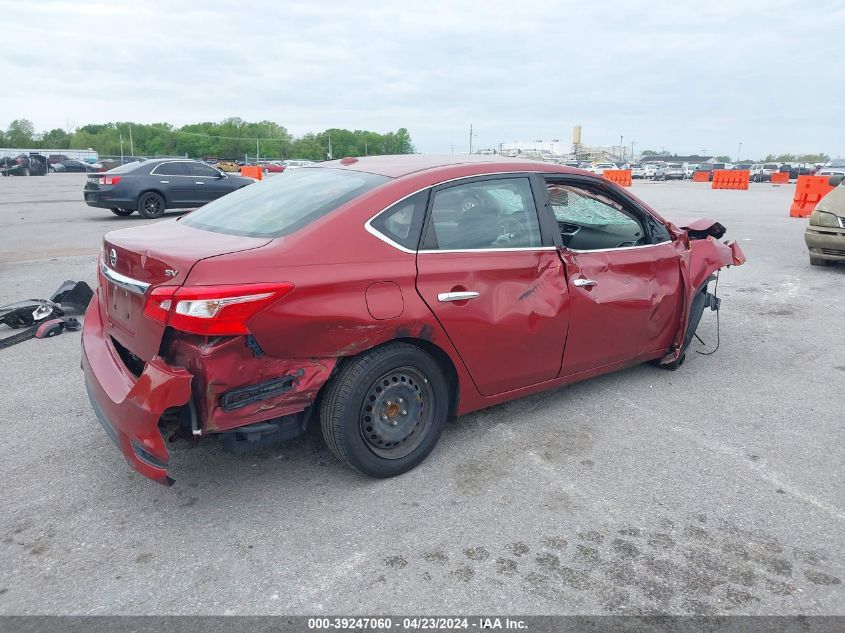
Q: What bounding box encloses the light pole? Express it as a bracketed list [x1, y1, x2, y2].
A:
[737, 141, 742, 163]
[620, 135, 624, 164]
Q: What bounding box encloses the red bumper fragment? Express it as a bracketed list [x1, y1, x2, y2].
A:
[81, 296, 192, 485]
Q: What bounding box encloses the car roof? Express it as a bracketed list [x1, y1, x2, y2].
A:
[313, 154, 571, 179]
[145, 158, 201, 164]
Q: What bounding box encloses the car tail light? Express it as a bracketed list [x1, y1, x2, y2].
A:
[143, 283, 294, 335]
[99, 175, 122, 185]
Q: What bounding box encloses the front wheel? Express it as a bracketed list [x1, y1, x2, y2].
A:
[137, 192, 166, 219]
[320, 343, 449, 478]
[110, 208, 134, 217]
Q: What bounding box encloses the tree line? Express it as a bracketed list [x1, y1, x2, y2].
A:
[0, 118, 415, 161]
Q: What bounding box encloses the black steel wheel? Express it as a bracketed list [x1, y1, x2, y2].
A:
[110, 208, 134, 217]
[320, 343, 448, 477]
[137, 192, 166, 219]
[359, 366, 435, 460]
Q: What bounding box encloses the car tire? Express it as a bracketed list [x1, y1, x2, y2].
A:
[809, 256, 829, 267]
[137, 192, 166, 219]
[110, 208, 134, 217]
[320, 342, 449, 478]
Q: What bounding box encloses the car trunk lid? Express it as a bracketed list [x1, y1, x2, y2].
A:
[100, 219, 272, 360]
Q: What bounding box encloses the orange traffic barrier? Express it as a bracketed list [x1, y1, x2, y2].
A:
[239, 166, 263, 180]
[692, 171, 710, 182]
[770, 172, 789, 184]
[711, 169, 749, 190]
[789, 175, 835, 218]
[602, 169, 632, 187]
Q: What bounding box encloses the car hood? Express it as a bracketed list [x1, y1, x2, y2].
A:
[816, 185, 845, 216]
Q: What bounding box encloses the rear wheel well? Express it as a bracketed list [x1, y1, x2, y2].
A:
[394, 337, 459, 420]
[322, 337, 460, 422]
[137, 188, 167, 207]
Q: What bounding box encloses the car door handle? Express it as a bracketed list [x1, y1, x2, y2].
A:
[438, 291, 480, 302]
[573, 278, 598, 287]
[159, 180, 170, 183]
[195, 181, 205, 185]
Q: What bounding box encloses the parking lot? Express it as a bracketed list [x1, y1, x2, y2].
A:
[0, 172, 842, 615]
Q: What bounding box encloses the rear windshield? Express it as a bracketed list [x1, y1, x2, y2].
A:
[108, 160, 146, 174]
[182, 168, 390, 238]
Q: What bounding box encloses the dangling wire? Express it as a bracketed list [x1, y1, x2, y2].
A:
[696, 271, 720, 355]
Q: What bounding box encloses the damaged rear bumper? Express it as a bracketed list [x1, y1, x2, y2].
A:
[81, 295, 192, 485]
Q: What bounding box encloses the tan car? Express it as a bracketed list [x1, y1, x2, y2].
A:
[806, 175, 845, 266]
[215, 160, 241, 173]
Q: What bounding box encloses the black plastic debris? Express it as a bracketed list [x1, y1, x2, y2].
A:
[0, 280, 93, 349]
[50, 280, 94, 312]
[0, 300, 64, 329]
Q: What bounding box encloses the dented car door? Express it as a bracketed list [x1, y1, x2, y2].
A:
[415, 176, 570, 396]
[543, 177, 684, 375]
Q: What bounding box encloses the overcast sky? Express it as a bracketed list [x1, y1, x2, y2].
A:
[2, 0, 843, 159]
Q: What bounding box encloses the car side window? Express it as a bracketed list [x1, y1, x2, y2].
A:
[190, 162, 220, 177]
[423, 178, 542, 250]
[155, 162, 188, 176]
[370, 190, 429, 251]
[546, 182, 647, 251]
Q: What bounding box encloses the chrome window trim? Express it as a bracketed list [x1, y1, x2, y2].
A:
[101, 262, 150, 295]
[149, 160, 223, 178]
[419, 246, 558, 254]
[363, 221, 416, 254]
[564, 240, 672, 254]
[363, 170, 544, 255]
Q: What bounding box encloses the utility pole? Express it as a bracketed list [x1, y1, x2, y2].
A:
[128, 126, 134, 157]
[256, 138, 259, 163]
[620, 135, 624, 163]
[327, 134, 332, 160]
[120, 134, 124, 161]
[469, 124, 473, 155]
[737, 141, 742, 163]
[631, 141, 635, 161]
[451, 144, 455, 155]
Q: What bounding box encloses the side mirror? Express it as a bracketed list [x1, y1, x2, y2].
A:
[216, 171, 226, 179]
[828, 175, 844, 187]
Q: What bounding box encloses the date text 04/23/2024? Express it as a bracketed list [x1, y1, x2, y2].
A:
[307, 617, 528, 630]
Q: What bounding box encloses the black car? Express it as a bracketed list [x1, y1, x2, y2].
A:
[60, 159, 103, 173]
[779, 164, 816, 179]
[83, 159, 255, 218]
[1, 153, 49, 176]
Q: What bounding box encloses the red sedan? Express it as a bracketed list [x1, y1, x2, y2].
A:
[82, 155, 745, 485]
[259, 161, 286, 173]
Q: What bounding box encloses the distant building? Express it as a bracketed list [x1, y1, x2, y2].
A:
[495, 140, 626, 163]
